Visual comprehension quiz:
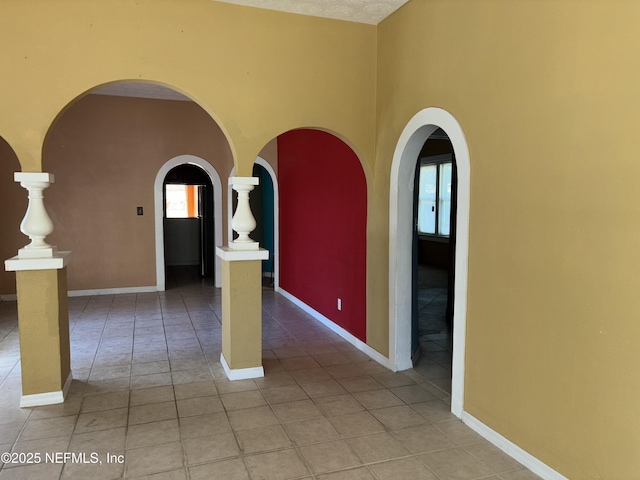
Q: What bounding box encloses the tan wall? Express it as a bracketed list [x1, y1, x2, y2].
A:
[377, 1, 640, 478]
[44, 94, 233, 291]
[258, 139, 278, 175]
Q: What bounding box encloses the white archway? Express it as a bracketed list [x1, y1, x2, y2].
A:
[389, 107, 470, 417]
[228, 156, 280, 290]
[154, 155, 223, 290]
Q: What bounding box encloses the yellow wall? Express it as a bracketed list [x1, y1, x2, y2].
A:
[16, 268, 70, 395]
[0, 0, 377, 174]
[221, 259, 263, 370]
[377, 1, 640, 478]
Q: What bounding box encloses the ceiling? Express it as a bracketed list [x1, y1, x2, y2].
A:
[212, 0, 410, 25]
[91, 83, 192, 101]
[91, 0, 409, 101]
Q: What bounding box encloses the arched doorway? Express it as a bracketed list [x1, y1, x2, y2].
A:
[154, 155, 223, 290]
[278, 129, 368, 344]
[389, 107, 470, 416]
[411, 129, 457, 389]
[41, 81, 232, 294]
[250, 162, 276, 288]
[163, 164, 213, 284]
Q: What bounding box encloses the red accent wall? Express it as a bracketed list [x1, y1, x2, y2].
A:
[278, 129, 367, 341]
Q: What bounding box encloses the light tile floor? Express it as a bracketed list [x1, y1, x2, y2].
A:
[0, 268, 541, 479]
[415, 265, 453, 394]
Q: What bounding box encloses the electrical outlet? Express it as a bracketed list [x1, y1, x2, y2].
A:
[337, 298, 342, 311]
[137, 206, 143, 215]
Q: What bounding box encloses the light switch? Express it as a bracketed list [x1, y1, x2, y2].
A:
[137, 207, 143, 215]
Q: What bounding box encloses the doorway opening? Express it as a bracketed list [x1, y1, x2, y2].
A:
[411, 129, 457, 395]
[389, 107, 470, 416]
[250, 162, 276, 288]
[154, 155, 223, 291]
[163, 164, 213, 287]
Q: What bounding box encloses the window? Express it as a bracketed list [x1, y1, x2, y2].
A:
[165, 184, 201, 218]
[417, 155, 452, 237]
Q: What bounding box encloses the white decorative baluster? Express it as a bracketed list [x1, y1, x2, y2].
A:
[15, 172, 57, 258]
[230, 176, 259, 251]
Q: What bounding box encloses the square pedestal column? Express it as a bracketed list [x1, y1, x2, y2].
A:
[5, 253, 72, 407]
[217, 247, 269, 380]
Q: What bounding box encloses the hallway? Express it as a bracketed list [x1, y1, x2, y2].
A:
[0, 268, 540, 479]
[414, 265, 453, 396]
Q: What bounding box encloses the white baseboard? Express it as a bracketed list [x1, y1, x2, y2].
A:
[277, 288, 391, 369]
[461, 411, 569, 480]
[276, 289, 564, 479]
[68, 286, 158, 297]
[20, 371, 73, 408]
[3, 286, 158, 301]
[220, 353, 264, 381]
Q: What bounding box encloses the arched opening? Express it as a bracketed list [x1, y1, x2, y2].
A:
[163, 166, 211, 278]
[228, 128, 371, 358]
[277, 128, 368, 344]
[42, 81, 233, 294]
[411, 129, 457, 392]
[389, 107, 470, 416]
[154, 156, 223, 290]
[251, 162, 276, 288]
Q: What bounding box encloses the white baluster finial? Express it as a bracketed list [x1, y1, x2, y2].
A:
[230, 176, 259, 251]
[15, 172, 57, 258]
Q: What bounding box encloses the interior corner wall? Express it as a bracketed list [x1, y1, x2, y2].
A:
[0, 137, 26, 296]
[278, 129, 367, 341]
[43, 94, 233, 291]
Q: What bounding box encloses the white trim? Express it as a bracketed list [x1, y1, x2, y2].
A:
[20, 371, 73, 408]
[220, 353, 264, 381]
[154, 155, 223, 290]
[15, 172, 54, 183]
[278, 288, 391, 369]
[389, 107, 470, 418]
[462, 412, 570, 480]
[6, 286, 157, 300]
[216, 246, 269, 262]
[228, 157, 279, 291]
[5, 251, 72, 271]
[229, 176, 258, 186]
[68, 286, 157, 297]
